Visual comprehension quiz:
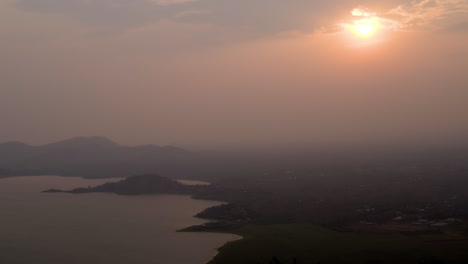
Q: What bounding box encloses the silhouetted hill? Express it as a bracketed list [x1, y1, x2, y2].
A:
[43, 136, 120, 150]
[0, 141, 31, 149]
[0, 137, 192, 178]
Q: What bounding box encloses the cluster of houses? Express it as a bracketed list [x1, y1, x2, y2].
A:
[392, 216, 463, 229]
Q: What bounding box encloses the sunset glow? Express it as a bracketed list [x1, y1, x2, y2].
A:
[346, 9, 381, 37]
[353, 19, 377, 36]
[2, 0, 468, 262]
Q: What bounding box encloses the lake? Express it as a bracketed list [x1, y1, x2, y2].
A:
[0, 176, 239, 264]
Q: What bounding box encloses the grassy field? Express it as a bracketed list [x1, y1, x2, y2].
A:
[208, 224, 468, 264]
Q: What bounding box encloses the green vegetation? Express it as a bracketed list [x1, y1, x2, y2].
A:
[209, 224, 468, 264]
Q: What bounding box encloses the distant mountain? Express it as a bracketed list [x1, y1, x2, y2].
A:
[42, 136, 120, 150]
[0, 141, 31, 150]
[0, 137, 193, 179]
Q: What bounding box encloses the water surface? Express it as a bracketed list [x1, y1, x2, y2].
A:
[0, 176, 239, 264]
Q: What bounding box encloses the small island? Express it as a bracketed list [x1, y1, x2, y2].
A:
[43, 174, 192, 195]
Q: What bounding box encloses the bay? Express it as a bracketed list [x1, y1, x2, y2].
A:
[0, 176, 239, 264]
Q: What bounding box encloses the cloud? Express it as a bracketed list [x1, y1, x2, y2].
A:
[351, 8, 375, 17]
[10, 0, 346, 35]
[443, 20, 468, 32]
[10, 0, 468, 40]
[325, 0, 468, 34]
[175, 9, 210, 19]
[169, 0, 340, 35]
[11, 0, 170, 27]
[387, 0, 468, 30]
[339, 8, 401, 32]
[154, 0, 199, 6]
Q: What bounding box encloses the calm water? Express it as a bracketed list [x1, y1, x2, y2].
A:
[0, 176, 239, 264]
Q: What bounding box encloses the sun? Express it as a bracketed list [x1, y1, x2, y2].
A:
[352, 18, 378, 36]
[338, 8, 392, 45]
[355, 23, 375, 35]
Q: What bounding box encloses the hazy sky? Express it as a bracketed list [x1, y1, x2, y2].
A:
[1, 0, 467, 147]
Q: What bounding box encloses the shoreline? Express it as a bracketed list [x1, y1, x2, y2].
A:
[182, 202, 244, 264]
[207, 234, 244, 264]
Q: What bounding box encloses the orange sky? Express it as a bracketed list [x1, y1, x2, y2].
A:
[1, 0, 467, 147]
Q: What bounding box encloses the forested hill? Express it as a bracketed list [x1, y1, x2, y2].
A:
[0, 137, 192, 179]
